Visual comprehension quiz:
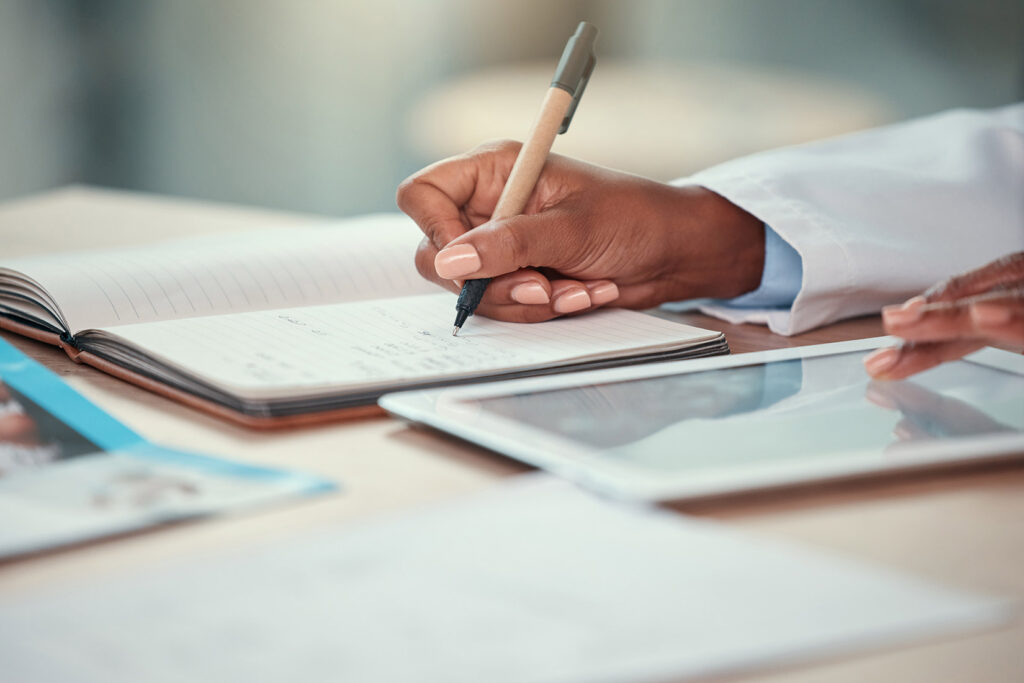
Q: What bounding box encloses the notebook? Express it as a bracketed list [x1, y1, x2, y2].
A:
[0, 214, 727, 428]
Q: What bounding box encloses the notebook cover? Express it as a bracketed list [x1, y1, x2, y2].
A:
[0, 316, 384, 429]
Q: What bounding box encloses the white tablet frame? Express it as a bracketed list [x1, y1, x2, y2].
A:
[380, 337, 1024, 502]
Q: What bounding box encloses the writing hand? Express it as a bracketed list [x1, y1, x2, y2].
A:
[864, 252, 1024, 379]
[397, 141, 765, 323]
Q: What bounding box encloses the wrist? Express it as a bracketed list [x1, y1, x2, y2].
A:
[662, 185, 765, 300]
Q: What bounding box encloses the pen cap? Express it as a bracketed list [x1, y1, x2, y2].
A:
[551, 21, 598, 134]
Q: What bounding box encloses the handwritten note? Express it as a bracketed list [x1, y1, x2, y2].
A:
[96, 294, 715, 398]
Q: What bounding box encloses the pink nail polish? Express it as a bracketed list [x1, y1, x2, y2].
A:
[883, 305, 921, 326]
[434, 244, 481, 279]
[902, 296, 926, 310]
[863, 348, 898, 376]
[553, 289, 591, 314]
[588, 282, 619, 306]
[511, 282, 550, 305]
[884, 296, 928, 326]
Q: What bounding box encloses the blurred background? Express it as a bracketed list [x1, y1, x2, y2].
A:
[1, 0, 1022, 217]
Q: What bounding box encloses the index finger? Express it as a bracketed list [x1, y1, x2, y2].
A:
[883, 289, 1024, 342]
[396, 156, 480, 250]
[396, 142, 523, 250]
[923, 252, 1024, 304]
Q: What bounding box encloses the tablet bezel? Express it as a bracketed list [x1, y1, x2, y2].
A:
[380, 337, 1024, 501]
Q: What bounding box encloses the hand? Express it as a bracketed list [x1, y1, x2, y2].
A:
[396, 140, 765, 323]
[864, 252, 1024, 380]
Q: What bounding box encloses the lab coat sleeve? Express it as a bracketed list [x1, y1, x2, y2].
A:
[676, 103, 1024, 335]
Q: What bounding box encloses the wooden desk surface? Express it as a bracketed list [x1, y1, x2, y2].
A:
[2, 187, 1021, 683]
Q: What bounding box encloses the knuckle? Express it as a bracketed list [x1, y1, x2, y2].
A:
[497, 224, 531, 268]
[924, 275, 964, 302]
[993, 251, 1024, 280]
[928, 251, 1024, 302]
[394, 177, 417, 211]
[422, 217, 450, 249]
[476, 138, 521, 154]
[414, 240, 438, 279]
[395, 174, 435, 216]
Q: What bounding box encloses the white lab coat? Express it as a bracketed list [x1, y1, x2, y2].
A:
[680, 103, 1024, 335]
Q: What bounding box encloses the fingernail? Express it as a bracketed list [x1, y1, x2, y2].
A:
[587, 282, 619, 306]
[553, 289, 591, 314]
[863, 348, 899, 376]
[510, 282, 550, 305]
[903, 295, 926, 308]
[882, 297, 925, 326]
[970, 302, 1011, 327]
[434, 244, 481, 279]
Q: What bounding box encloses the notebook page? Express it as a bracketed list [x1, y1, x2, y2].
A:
[0, 214, 433, 334]
[95, 293, 717, 399]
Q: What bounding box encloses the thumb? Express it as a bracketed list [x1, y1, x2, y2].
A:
[432, 212, 579, 280]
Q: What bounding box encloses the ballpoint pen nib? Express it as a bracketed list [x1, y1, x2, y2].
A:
[452, 326, 461, 337]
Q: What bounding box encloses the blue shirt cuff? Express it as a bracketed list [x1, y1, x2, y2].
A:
[722, 225, 802, 309]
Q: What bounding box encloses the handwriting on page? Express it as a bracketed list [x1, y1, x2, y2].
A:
[102, 294, 701, 396]
[248, 304, 512, 384]
[3, 215, 433, 332]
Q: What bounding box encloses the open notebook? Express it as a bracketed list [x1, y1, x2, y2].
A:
[0, 214, 727, 427]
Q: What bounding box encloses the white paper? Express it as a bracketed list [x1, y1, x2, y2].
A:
[0, 475, 1008, 683]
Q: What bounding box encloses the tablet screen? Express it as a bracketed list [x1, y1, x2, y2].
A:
[469, 351, 1024, 472]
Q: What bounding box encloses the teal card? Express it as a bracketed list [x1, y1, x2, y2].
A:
[0, 337, 334, 558]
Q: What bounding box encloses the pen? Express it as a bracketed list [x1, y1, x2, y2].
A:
[452, 21, 598, 336]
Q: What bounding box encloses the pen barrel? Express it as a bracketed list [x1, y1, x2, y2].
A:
[456, 277, 491, 317]
[490, 87, 574, 222]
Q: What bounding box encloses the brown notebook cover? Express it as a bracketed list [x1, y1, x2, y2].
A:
[0, 317, 384, 429]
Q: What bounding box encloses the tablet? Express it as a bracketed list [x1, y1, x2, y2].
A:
[380, 338, 1024, 501]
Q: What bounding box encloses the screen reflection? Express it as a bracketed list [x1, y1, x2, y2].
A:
[472, 352, 1023, 472]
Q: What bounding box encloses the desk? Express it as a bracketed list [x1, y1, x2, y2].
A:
[1, 187, 1021, 682]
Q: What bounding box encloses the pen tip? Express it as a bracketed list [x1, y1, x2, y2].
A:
[452, 326, 461, 337]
